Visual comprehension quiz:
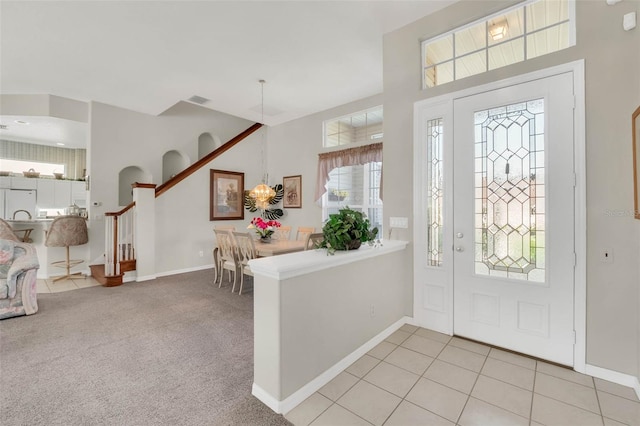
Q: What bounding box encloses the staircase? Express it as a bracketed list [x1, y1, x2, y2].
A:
[91, 122, 263, 286]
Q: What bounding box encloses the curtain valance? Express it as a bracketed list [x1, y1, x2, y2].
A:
[314, 143, 383, 202]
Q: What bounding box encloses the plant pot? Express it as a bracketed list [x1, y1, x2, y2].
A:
[346, 239, 362, 250]
[259, 236, 272, 244]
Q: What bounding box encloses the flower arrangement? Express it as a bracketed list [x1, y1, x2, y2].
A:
[248, 217, 281, 239]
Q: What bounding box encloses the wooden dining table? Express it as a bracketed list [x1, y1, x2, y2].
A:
[255, 239, 307, 257]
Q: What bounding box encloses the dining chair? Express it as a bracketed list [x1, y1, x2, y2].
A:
[304, 232, 325, 250]
[213, 229, 238, 288]
[296, 226, 315, 241]
[272, 225, 291, 240]
[232, 231, 258, 295]
[212, 225, 236, 283]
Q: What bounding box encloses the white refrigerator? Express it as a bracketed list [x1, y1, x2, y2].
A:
[3, 189, 37, 220]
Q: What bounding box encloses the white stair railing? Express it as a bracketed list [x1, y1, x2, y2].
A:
[104, 202, 136, 276]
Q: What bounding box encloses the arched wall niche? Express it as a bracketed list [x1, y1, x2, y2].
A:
[118, 166, 151, 206]
[198, 132, 222, 160]
[162, 150, 189, 183]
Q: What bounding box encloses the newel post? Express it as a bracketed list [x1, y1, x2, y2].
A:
[132, 182, 157, 281]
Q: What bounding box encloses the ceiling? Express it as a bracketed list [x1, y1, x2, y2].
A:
[0, 0, 457, 147]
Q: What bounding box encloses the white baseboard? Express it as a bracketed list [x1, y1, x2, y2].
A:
[252, 315, 413, 415]
[155, 264, 214, 278]
[585, 364, 640, 401]
[135, 274, 157, 282]
[103, 264, 214, 283]
[252, 383, 281, 414]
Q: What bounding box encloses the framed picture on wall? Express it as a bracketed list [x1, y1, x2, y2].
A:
[633, 106, 640, 219]
[283, 175, 302, 208]
[210, 169, 244, 220]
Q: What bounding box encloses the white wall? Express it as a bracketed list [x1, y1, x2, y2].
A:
[1, 94, 88, 123]
[154, 131, 264, 275]
[88, 100, 258, 269]
[383, 0, 640, 376]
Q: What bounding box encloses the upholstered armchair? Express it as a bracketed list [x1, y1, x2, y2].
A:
[0, 239, 40, 320]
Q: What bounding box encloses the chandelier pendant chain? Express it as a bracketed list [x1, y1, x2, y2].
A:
[260, 79, 267, 184]
[249, 79, 276, 209]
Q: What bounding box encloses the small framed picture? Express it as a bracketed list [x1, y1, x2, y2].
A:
[283, 175, 302, 208]
[210, 169, 244, 220]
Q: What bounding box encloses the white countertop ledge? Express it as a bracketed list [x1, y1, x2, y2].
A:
[248, 239, 409, 280]
[5, 219, 53, 223]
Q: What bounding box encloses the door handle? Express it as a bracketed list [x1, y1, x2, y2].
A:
[455, 246, 464, 252]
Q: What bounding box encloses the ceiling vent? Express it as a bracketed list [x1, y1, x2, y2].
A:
[0, 124, 7, 130]
[187, 95, 210, 105]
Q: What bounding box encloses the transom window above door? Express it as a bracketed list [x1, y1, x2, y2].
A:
[421, 0, 575, 88]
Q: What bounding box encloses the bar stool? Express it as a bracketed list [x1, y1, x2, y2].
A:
[45, 216, 89, 282]
[0, 219, 20, 242]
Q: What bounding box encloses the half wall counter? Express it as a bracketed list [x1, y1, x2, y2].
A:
[249, 239, 410, 414]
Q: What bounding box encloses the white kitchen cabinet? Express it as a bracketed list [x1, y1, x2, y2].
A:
[0, 177, 10, 189]
[71, 181, 87, 207]
[11, 177, 37, 190]
[36, 179, 72, 208]
[36, 179, 55, 207]
[54, 180, 72, 207]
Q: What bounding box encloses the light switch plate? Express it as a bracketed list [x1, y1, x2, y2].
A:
[623, 12, 636, 31]
[390, 217, 409, 228]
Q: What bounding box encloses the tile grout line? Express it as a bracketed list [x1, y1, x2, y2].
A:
[475, 366, 536, 392]
[531, 375, 605, 417]
[455, 345, 491, 425]
[591, 375, 606, 424]
[337, 351, 384, 425]
[380, 326, 455, 426]
[378, 325, 434, 426]
[333, 399, 376, 425]
[379, 325, 419, 426]
[529, 361, 538, 426]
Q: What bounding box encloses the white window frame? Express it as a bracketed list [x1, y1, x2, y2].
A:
[421, 0, 576, 89]
[321, 107, 384, 235]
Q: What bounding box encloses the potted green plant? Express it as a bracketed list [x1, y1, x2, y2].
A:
[317, 207, 379, 254]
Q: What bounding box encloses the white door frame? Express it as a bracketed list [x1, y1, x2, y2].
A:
[413, 60, 586, 373]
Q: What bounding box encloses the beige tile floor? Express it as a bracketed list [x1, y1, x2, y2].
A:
[36, 275, 101, 293]
[286, 324, 640, 426]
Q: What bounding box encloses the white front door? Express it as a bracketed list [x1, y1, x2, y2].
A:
[453, 73, 575, 365]
[414, 70, 577, 366]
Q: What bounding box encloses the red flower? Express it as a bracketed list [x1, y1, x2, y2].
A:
[248, 217, 281, 237]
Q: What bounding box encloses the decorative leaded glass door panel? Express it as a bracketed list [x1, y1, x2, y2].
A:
[453, 73, 575, 365]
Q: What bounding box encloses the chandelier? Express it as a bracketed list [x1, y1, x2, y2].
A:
[249, 79, 276, 207]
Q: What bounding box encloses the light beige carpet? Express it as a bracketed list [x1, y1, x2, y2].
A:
[0, 269, 290, 426]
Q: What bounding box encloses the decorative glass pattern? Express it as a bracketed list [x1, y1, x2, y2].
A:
[474, 99, 545, 282]
[426, 118, 444, 266]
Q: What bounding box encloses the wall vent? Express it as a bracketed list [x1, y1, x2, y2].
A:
[188, 95, 210, 105]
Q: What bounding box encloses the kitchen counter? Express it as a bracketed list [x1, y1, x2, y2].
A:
[5, 219, 54, 223]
